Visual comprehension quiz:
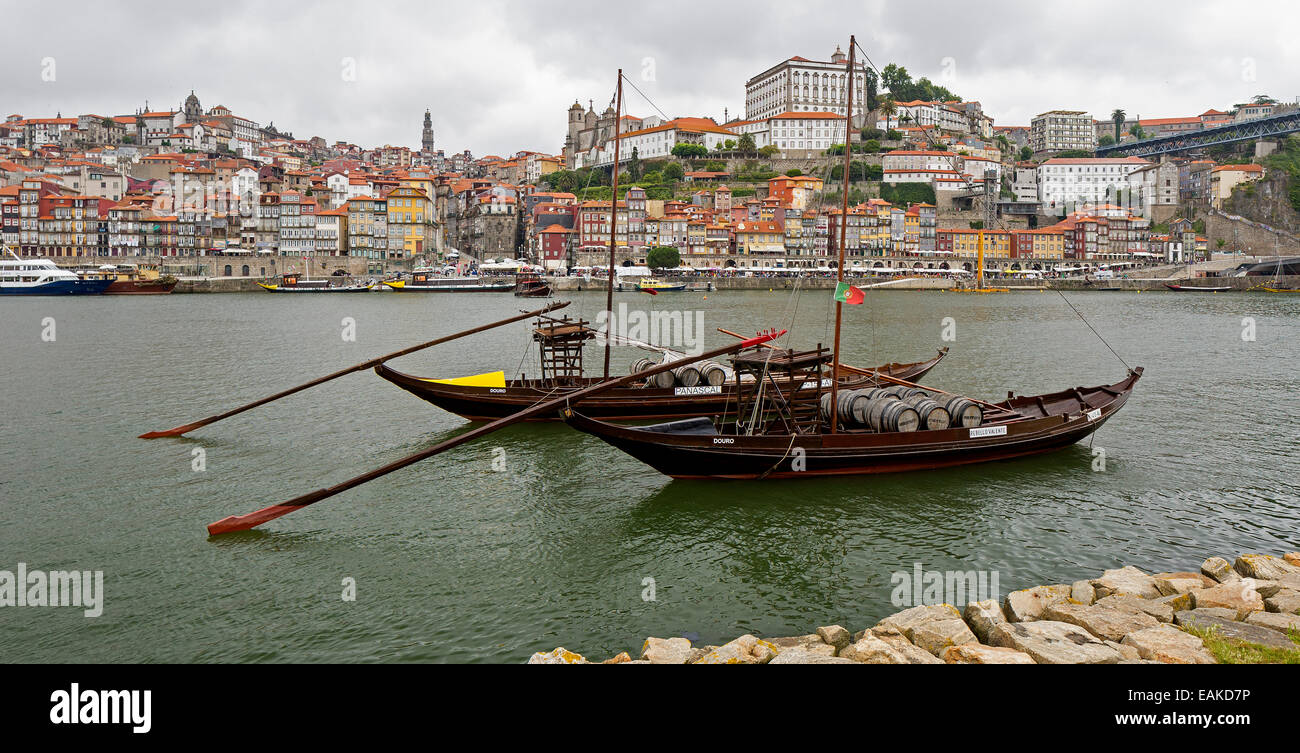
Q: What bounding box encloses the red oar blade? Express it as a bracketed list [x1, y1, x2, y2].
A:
[207, 488, 329, 535]
[138, 422, 203, 439]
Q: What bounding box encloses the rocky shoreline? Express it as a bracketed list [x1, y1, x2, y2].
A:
[528, 552, 1300, 664]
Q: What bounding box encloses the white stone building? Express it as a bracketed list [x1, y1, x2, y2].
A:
[744, 47, 868, 124]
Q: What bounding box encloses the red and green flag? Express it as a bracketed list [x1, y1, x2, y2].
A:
[834, 281, 864, 305]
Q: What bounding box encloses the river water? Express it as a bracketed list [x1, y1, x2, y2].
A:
[1, 287, 1297, 662]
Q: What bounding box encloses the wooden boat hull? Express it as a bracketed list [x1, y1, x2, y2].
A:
[563, 368, 1142, 478]
[103, 278, 177, 295]
[375, 348, 948, 422]
[383, 280, 514, 292]
[1165, 284, 1231, 292]
[258, 282, 375, 293]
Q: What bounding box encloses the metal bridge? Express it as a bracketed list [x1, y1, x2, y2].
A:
[1095, 109, 1300, 158]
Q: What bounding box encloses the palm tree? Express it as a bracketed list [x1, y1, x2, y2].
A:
[1111, 109, 1125, 142]
[879, 96, 898, 134]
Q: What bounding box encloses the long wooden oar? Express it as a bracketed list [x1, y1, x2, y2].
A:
[716, 327, 1010, 414]
[206, 328, 787, 535]
[140, 301, 571, 439]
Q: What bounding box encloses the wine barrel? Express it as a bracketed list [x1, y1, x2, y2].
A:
[820, 390, 872, 426]
[903, 395, 952, 431]
[944, 396, 983, 428]
[866, 398, 920, 433]
[673, 364, 702, 388]
[858, 387, 895, 401]
[883, 385, 927, 400]
[699, 362, 728, 387]
[631, 358, 654, 374]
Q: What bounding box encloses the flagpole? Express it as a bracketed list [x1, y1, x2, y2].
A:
[829, 36, 855, 435]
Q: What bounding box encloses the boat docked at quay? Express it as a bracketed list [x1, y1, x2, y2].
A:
[257, 273, 376, 293]
[1, 250, 113, 295]
[382, 270, 514, 292]
[76, 264, 177, 294]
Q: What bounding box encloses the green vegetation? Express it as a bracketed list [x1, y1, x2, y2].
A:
[1099, 134, 1116, 147]
[880, 63, 960, 104]
[671, 143, 708, 159]
[1183, 625, 1300, 664]
[1018, 146, 1033, 162]
[645, 245, 681, 269]
[1055, 149, 1095, 159]
[785, 168, 802, 177]
[663, 162, 684, 181]
[1262, 134, 1300, 212]
[880, 182, 936, 205]
[541, 167, 608, 194]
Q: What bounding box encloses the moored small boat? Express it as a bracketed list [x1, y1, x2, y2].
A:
[1, 251, 112, 295]
[258, 273, 375, 292]
[383, 271, 514, 292]
[1165, 283, 1232, 292]
[514, 274, 552, 298]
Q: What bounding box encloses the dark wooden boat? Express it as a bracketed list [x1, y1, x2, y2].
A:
[514, 274, 552, 297]
[1164, 283, 1231, 292]
[104, 275, 177, 294]
[383, 271, 514, 292]
[375, 342, 948, 422]
[564, 363, 1142, 478]
[258, 273, 374, 293]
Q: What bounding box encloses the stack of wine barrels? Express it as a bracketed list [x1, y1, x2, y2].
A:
[698, 361, 728, 387]
[817, 385, 982, 433]
[631, 358, 675, 388]
[672, 364, 701, 387]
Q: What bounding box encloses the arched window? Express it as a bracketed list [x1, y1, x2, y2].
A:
[241, 264, 250, 276]
[223, 264, 232, 276]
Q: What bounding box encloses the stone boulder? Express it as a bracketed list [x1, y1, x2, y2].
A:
[1191, 581, 1264, 619]
[692, 634, 780, 664]
[527, 647, 590, 664]
[816, 625, 851, 652]
[1201, 556, 1239, 584]
[767, 634, 837, 657]
[1175, 611, 1298, 651]
[641, 637, 695, 664]
[1265, 589, 1300, 615]
[601, 652, 632, 664]
[839, 632, 912, 664]
[874, 604, 963, 635]
[1071, 580, 1096, 605]
[1004, 584, 1072, 622]
[989, 621, 1122, 664]
[1041, 602, 1160, 642]
[1285, 552, 1300, 567]
[1243, 611, 1300, 635]
[1093, 594, 1174, 623]
[1153, 572, 1212, 596]
[1120, 625, 1215, 664]
[768, 648, 859, 664]
[909, 618, 978, 657]
[943, 644, 1036, 664]
[1235, 554, 1300, 581]
[1173, 607, 1239, 623]
[1091, 566, 1161, 600]
[1153, 592, 1194, 613]
[964, 599, 1008, 643]
[870, 626, 945, 664]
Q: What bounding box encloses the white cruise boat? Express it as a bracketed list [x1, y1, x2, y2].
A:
[1, 250, 113, 295]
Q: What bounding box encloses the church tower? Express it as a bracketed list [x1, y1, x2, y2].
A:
[184, 91, 202, 123]
[421, 109, 434, 154]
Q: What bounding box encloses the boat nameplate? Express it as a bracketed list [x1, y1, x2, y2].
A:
[674, 385, 722, 396]
[1086, 408, 1101, 421]
[969, 425, 1008, 438]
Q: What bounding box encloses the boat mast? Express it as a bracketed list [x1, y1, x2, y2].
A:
[603, 69, 624, 380]
[829, 36, 855, 435]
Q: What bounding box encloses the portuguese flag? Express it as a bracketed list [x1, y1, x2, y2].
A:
[834, 281, 865, 305]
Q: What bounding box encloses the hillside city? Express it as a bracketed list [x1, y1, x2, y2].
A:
[4, 45, 1298, 278]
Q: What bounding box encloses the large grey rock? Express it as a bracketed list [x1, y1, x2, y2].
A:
[1105, 640, 1142, 660]
[1154, 592, 1195, 614]
[874, 604, 964, 635]
[1091, 566, 1161, 600]
[1254, 575, 1300, 598]
[943, 644, 1035, 664]
[1004, 584, 1072, 622]
[870, 626, 945, 664]
[964, 599, 1008, 643]
[692, 634, 780, 664]
[1173, 607, 1239, 623]
[640, 637, 695, 664]
[1120, 625, 1216, 664]
[909, 618, 978, 657]
[1265, 589, 1300, 615]
[1191, 581, 1264, 619]
[1153, 572, 1211, 596]
[767, 634, 837, 657]
[1234, 554, 1300, 581]
[1071, 580, 1096, 605]
[989, 620, 1122, 664]
[1175, 611, 1299, 651]
[527, 647, 590, 664]
[1201, 556, 1239, 584]
[839, 632, 912, 664]
[1094, 594, 1174, 623]
[816, 625, 851, 651]
[768, 648, 860, 664]
[1041, 601, 1160, 642]
[1243, 611, 1300, 634]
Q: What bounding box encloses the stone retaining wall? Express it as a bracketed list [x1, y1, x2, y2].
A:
[528, 552, 1300, 664]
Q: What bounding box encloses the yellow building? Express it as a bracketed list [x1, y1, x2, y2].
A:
[384, 186, 435, 259]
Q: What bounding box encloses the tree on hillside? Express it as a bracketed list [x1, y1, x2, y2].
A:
[737, 133, 757, 154]
[671, 143, 707, 159]
[1018, 146, 1033, 161]
[1111, 109, 1126, 142]
[1099, 134, 1116, 147]
[645, 245, 681, 270]
[758, 145, 779, 158]
[878, 96, 898, 132]
[1252, 94, 1278, 105]
[865, 67, 879, 111]
[628, 147, 642, 181]
[663, 162, 684, 181]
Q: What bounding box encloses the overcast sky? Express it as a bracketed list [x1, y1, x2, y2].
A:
[4, 0, 1299, 157]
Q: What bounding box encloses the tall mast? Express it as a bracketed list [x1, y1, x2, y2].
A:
[603, 69, 623, 380]
[829, 36, 855, 435]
